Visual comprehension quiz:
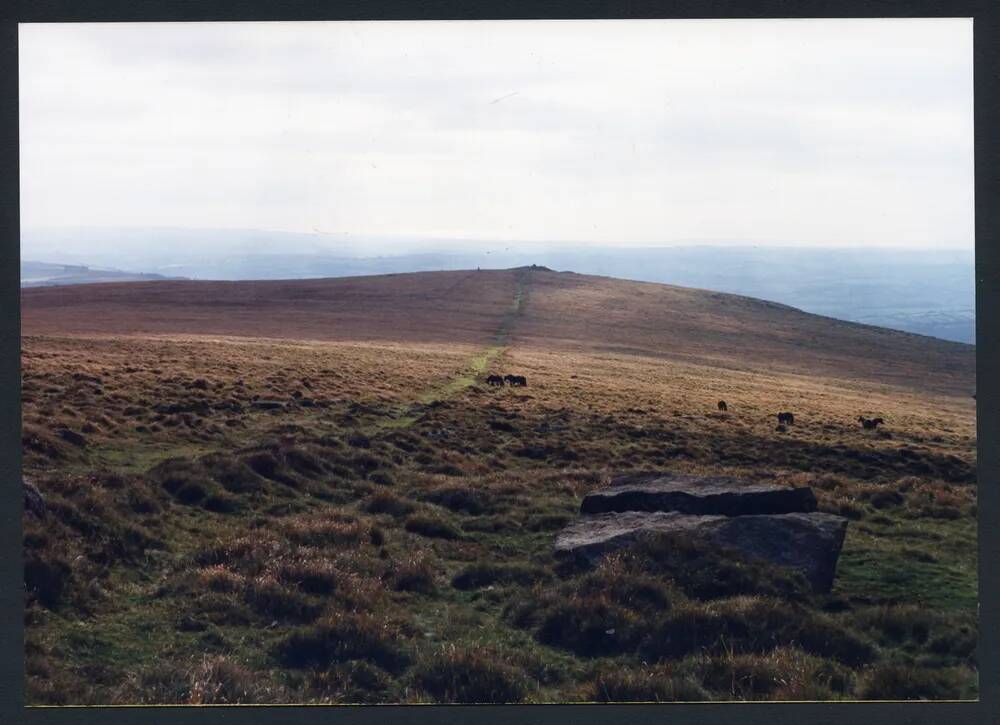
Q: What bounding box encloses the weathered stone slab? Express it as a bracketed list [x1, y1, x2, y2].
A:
[554, 510, 847, 592]
[581, 473, 817, 516]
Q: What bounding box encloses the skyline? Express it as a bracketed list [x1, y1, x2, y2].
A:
[20, 19, 974, 253]
[20, 225, 978, 263]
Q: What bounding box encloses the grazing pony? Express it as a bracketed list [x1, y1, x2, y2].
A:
[858, 416, 884, 430]
[776, 412, 795, 425]
[486, 374, 505, 387]
[717, 400, 728, 411]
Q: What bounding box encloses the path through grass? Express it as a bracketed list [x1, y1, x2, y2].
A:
[375, 269, 530, 431]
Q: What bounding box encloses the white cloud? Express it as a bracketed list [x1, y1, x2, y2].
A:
[19, 18, 973, 250]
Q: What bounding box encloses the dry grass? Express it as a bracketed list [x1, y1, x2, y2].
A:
[21, 270, 518, 346]
[410, 644, 530, 703]
[21, 268, 977, 703]
[508, 269, 973, 396]
[20, 333, 477, 472]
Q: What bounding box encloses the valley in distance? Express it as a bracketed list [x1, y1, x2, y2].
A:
[21, 265, 977, 704]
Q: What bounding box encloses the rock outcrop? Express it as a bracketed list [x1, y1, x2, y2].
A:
[581, 473, 817, 516]
[555, 510, 847, 592]
[558, 472, 847, 592]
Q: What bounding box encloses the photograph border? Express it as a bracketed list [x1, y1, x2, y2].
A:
[1, 1, 996, 723]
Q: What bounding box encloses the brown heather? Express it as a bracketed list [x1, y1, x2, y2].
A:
[21, 268, 976, 703]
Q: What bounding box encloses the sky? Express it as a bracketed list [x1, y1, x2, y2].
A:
[19, 19, 974, 253]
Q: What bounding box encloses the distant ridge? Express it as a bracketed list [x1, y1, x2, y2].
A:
[21, 267, 973, 397]
[21, 260, 186, 288]
[19, 229, 973, 343]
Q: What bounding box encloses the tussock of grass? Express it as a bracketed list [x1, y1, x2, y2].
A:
[677, 647, 853, 701]
[404, 513, 462, 540]
[588, 665, 709, 702]
[115, 662, 195, 705]
[278, 558, 338, 595]
[639, 596, 876, 667]
[572, 559, 676, 614]
[420, 485, 495, 514]
[201, 455, 265, 493]
[194, 533, 284, 573]
[279, 514, 369, 547]
[362, 491, 415, 517]
[853, 605, 934, 645]
[242, 451, 298, 486]
[194, 565, 245, 594]
[306, 660, 395, 703]
[857, 663, 971, 700]
[411, 645, 529, 703]
[109, 655, 288, 705]
[22, 423, 74, 461]
[535, 596, 643, 656]
[851, 605, 977, 667]
[244, 574, 321, 622]
[188, 656, 265, 704]
[507, 548, 873, 668]
[150, 456, 246, 510]
[275, 612, 410, 673]
[390, 553, 437, 593]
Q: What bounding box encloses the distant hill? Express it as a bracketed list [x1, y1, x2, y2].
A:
[20, 227, 974, 343]
[21, 267, 974, 398]
[21, 260, 185, 287]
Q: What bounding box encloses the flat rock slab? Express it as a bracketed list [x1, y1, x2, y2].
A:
[581, 473, 817, 516]
[554, 510, 847, 592]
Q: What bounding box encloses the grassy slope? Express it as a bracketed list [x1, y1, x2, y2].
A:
[22, 267, 974, 396]
[21, 267, 977, 704]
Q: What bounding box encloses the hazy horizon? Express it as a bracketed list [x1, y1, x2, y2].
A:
[19, 229, 975, 344]
[20, 224, 978, 263]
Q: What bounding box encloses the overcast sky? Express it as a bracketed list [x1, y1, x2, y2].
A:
[19, 19, 973, 252]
